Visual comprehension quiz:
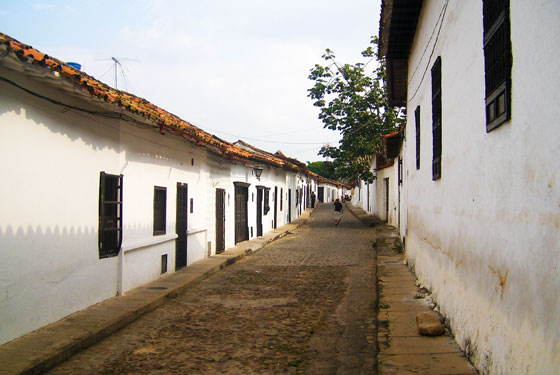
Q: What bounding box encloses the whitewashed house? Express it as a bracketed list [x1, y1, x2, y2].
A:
[351, 131, 403, 228]
[0, 33, 344, 345]
[380, 0, 560, 374]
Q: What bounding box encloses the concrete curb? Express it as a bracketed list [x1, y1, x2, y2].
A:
[0, 209, 312, 375]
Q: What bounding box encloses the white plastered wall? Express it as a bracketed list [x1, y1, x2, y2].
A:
[0, 74, 121, 345]
[403, 1, 560, 373]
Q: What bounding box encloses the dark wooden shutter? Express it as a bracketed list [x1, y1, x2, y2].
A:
[215, 188, 226, 254]
[234, 183, 249, 243]
[415, 106, 421, 170]
[175, 183, 188, 270]
[483, 0, 512, 131]
[98, 172, 123, 258]
[431, 57, 442, 180]
[153, 186, 166, 235]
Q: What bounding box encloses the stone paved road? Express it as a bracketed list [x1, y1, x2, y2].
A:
[47, 202, 378, 375]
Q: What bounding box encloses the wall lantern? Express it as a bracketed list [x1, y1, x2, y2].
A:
[254, 166, 264, 180]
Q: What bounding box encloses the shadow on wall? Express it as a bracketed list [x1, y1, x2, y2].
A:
[1, 81, 121, 154]
[0, 224, 115, 345]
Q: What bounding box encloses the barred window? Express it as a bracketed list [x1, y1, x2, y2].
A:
[153, 186, 167, 235]
[431, 57, 442, 180]
[483, 0, 512, 131]
[99, 172, 123, 258]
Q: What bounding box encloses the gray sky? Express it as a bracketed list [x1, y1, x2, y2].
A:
[1, 0, 381, 162]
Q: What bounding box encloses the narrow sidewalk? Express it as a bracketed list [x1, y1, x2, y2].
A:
[346, 203, 478, 375]
[0, 210, 312, 375]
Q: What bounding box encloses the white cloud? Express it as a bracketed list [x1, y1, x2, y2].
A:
[32, 3, 55, 11]
[17, 0, 380, 161]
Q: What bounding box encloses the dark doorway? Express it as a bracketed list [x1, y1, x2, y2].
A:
[318, 186, 324, 202]
[367, 183, 370, 212]
[288, 189, 292, 223]
[215, 188, 226, 254]
[273, 186, 278, 229]
[384, 178, 390, 223]
[256, 187, 264, 236]
[234, 183, 249, 243]
[175, 183, 188, 270]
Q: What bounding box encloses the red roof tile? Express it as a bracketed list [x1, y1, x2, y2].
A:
[0, 32, 348, 187]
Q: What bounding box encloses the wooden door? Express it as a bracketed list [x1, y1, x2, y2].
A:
[273, 186, 278, 229]
[175, 183, 188, 270]
[256, 188, 263, 236]
[215, 188, 225, 254]
[318, 187, 324, 203]
[384, 178, 390, 222]
[234, 185, 249, 243]
[288, 189, 292, 223]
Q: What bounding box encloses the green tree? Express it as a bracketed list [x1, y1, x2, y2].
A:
[308, 36, 404, 182]
[306, 160, 337, 180]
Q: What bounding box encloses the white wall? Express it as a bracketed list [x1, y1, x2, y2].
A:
[375, 163, 399, 227]
[117, 121, 210, 294]
[403, 1, 560, 374]
[0, 56, 322, 346]
[0, 74, 121, 345]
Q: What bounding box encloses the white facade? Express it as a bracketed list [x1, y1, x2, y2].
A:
[391, 1, 560, 374]
[0, 40, 340, 345]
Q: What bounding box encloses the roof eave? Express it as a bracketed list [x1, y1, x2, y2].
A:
[379, 0, 423, 107]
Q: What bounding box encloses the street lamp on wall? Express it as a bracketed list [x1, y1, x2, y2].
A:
[254, 166, 263, 180]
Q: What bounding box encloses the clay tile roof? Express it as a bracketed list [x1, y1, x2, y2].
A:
[0, 32, 350, 186]
[383, 131, 400, 138]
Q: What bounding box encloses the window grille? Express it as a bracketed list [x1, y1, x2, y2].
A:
[431, 57, 442, 180]
[483, 0, 512, 131]
[98, 172, 123, 258]
[153, 186, 167, 235]
[415, 106, 421, 170]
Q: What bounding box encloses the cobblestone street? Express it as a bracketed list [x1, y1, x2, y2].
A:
[47, 203, 378, 375]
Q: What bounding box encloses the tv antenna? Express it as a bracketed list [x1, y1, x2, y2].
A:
[97, 57, 139, 91]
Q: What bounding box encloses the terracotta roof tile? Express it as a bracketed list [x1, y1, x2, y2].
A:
[0, 32, 349, 187]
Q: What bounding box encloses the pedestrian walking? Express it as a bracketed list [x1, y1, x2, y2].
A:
[333, 198, 343, 225]
[311, 191, 316, 208]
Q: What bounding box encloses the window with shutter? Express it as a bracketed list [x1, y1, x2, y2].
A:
[431, 57, 442, 180]
[98, 172, 123, 258]
[415, 106, 421, 170]
[483, 0, 512, 131]
[153, 186, 167, 235]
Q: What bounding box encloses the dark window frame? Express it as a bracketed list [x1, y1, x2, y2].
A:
[431, 56, 442, 180]
[98, 172, 123, 259]
[415, 106, 421, 170]
[153, 186, 167, 235]
[483, 0, 512, 132]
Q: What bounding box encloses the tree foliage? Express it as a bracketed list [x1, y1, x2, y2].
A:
[308, 36, 403, 183]
[306, 160, 337, 180]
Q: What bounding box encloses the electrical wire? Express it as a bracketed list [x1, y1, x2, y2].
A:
[407, 0, 449, 103]
[1, 75, 338, 149]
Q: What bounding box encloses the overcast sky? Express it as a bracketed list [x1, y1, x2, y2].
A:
[1, 0, 382, 162]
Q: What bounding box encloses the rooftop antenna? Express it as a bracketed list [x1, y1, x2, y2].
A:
[97, 57, 139, 91]
[111, 57, 121, 89]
